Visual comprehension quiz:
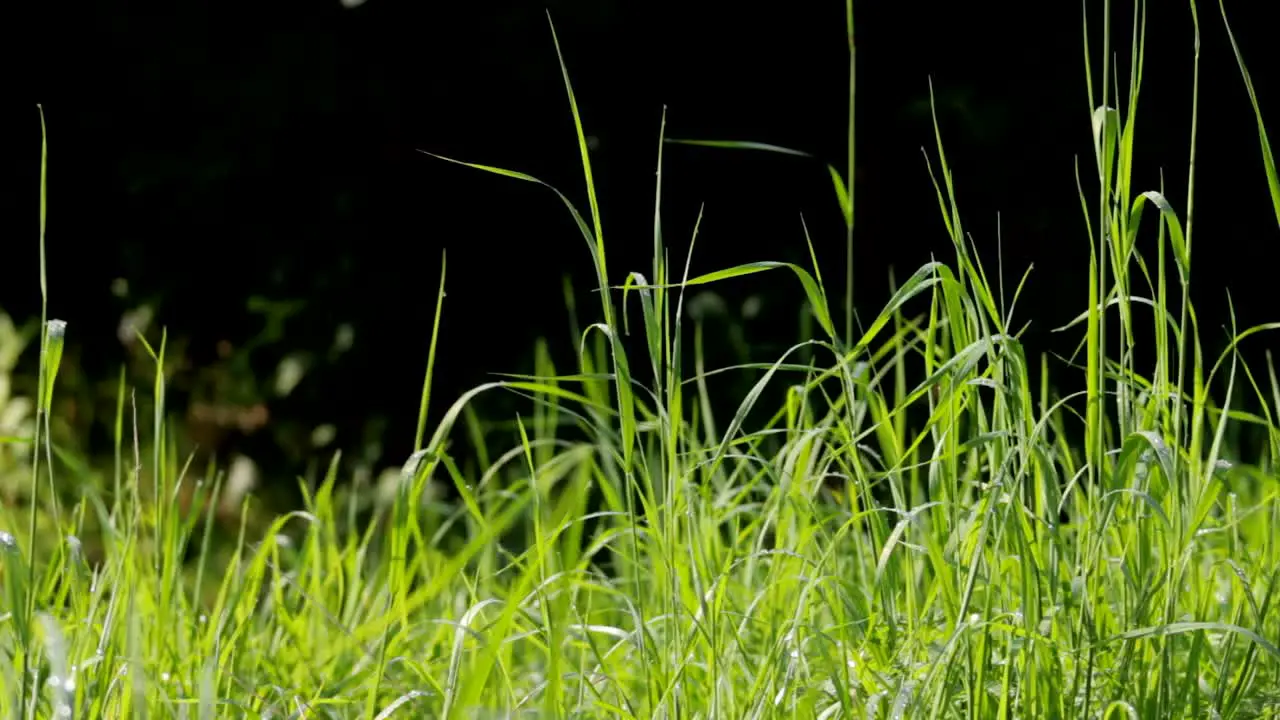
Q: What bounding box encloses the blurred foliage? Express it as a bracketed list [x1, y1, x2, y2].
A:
[0, 311, 38, 505]
[0, 298, 402, 534]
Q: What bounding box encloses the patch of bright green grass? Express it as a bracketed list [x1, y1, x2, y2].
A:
[3, 1, 1280, 717]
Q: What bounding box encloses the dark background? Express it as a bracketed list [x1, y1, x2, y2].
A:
[1, 0, 1276, 485]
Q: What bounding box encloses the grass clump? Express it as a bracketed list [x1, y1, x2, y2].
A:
[3, 1, 1280, 717]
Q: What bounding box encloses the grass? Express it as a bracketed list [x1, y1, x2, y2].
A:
[3, 0, 1280, 717]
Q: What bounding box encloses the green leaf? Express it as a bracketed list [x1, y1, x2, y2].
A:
[827, 164, 853, 229]
[1220, 0, 1280, 228]
[664, 138, 813, 157]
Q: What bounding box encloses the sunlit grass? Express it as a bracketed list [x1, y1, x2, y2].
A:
[2, 1, 1279, 717]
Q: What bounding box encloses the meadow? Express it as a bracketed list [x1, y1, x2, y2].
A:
[3, 0, 1280, 717]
